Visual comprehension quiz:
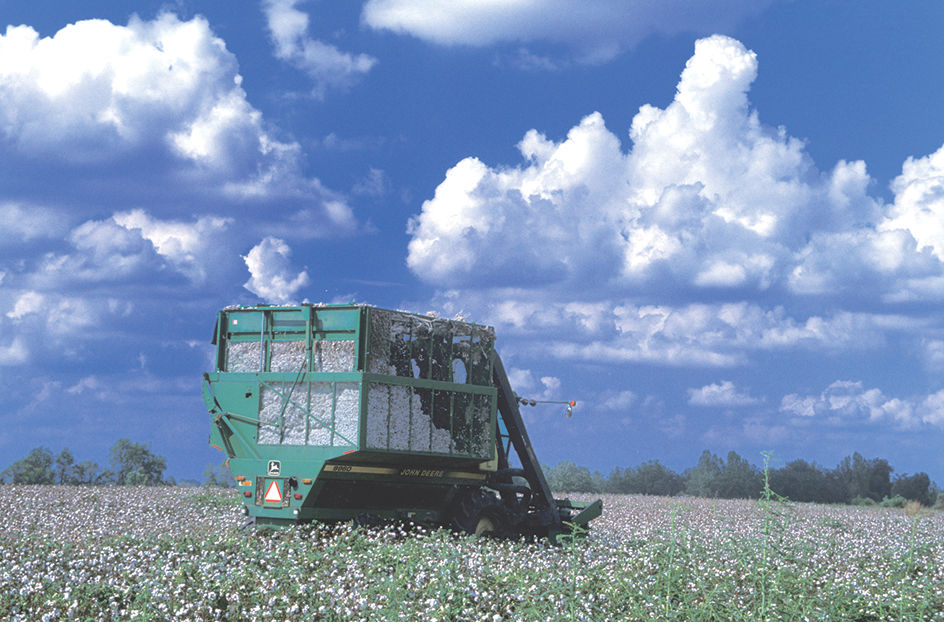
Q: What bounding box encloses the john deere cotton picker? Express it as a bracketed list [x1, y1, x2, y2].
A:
[203, 303, 602, 539]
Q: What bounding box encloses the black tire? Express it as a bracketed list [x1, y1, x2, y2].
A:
[352, 513, 386, 529]
[450, 489, 512, 537]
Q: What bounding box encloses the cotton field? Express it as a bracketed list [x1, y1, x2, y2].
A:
[2, 485, 943, 621]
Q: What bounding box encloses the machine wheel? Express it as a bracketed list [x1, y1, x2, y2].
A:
[450, 489, 512, 537]
[352, 513, 387, 529]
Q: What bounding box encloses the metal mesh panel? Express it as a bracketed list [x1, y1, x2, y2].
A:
[367, 309, 495, 385]
[366, 382, 489, 456]
[270, 341, 306, 373]
[332, 383, 360, 446]
[313, 340, 356, 373]
[259, 381, 359, 446]
[472, 393, 493, 456]
[268, 340, 355, 373]
[226, 341, 260, 372]
[258, 382, 306, 445]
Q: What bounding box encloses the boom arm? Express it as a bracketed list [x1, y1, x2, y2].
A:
[492, 353, 564, 534]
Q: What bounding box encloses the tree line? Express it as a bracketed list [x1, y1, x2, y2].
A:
[1, 440, 170, 486]
[544, 450, 941, 507]
[5, 441, 939, 507]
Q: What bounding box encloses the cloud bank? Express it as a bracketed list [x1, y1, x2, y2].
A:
[408, 35, 944, 437]
[408, 36, 944, 302]
[0, 12, 359, 232]
[781, 380, 944, 430]
[0, 13, 365, 371]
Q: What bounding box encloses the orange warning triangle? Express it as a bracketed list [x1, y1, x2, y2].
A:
[264, 480, 282, 503]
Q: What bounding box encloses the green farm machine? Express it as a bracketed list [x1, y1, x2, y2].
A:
[203, 303, 601, 539]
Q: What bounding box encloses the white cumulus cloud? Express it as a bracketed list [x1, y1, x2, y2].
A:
[362, 0, 773, 65]
[0, 337, 28, 366]
[432, 291, 888, 369]
[0, 203, 68, 244]
[0, 13, 358, 233]
[778, 380, 944, 430]
[880, 145, 944, 260]
[688, 380, 760, 407]
[263, 0, 376, 98]
[113, 209, 232, 283]
[243, 237, 311, 304]
[6, 291, 45, 320]
[0, 14, 246, 163]
[407, 35, 944, 304]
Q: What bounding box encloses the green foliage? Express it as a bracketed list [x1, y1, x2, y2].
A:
[203, 461, 236, 488]
[835, 452, 893, 503]
[109, 438, 166, 486]
[1, 440, 166, 487]
[768, 458, 839, 503]
[548, 449, 939, 507]
[891, 472, 932, 506]
[935, 492, 944, 511]
[716, 450, 763, 499]
[54, 449, 74, 484]
[684, 450, 723, 497]
[608, 459, 683, 496]
[1, 447, 56, 484]
[126, 467, 148, 486]
[879, 494, 906, 508]
[682, 450, 761, 499]
[543, 460, 604, 493]
[71, 461, 111, 485]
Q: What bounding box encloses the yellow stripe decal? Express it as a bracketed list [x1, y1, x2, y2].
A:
[322, 464, 487, 480]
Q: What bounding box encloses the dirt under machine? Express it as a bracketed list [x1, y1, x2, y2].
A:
[203, 303, 602, 539]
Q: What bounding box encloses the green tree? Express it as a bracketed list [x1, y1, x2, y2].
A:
[203, 461, 235, 488]
[54, 448, 75, 485]
[109, 439, 166, 486]
[71, 460, 107, 485]
[769, 459, 841, 504]
[684, 450, 723, 498]
[544, 461, 602, 493]
[126, 467, 148, 486]
[2, 447, 56, 484]
[715, 451, 762, 499]
[891, 472, 932, 506]
[835, 453, 892, 503]
[608, 460, 683, 496]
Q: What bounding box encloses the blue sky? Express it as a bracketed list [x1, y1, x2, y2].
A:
[2, 0, 944, 484]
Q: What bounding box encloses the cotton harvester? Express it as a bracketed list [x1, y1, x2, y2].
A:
[203, 303, 601, 539]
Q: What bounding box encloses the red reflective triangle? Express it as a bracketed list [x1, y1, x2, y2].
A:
[264, 480, 282, 503]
